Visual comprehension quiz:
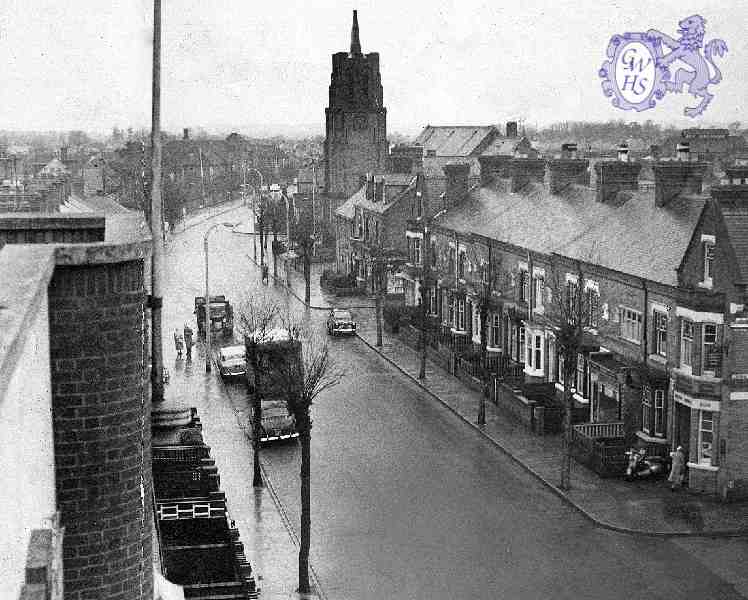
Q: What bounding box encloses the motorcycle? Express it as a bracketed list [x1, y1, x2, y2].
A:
[624, 448, 670, 481]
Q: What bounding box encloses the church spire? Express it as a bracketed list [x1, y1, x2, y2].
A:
[350, 9, 362, 56]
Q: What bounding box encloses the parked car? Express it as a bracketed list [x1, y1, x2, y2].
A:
[258, 399, 299, 443]
[326, 309, 356, 336]
[217, 345, 246, 379]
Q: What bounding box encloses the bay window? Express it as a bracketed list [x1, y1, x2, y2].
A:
[413, 238, 421, 265]
[654, 389, 665, 436]
[641, 390, 652, 434]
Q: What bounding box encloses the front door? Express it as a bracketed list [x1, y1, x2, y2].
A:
[674, 402, 691, 456]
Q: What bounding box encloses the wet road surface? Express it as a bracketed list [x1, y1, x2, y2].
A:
[162, 206, 748, 600]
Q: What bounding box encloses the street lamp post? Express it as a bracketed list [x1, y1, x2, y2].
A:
[419, 208, 446, 380]
[204, 222, 237, 372]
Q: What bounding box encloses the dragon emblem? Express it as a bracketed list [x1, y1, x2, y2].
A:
[599, 15, 728, 118]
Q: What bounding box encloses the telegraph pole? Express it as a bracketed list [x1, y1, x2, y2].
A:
[150, 0, 164, 403]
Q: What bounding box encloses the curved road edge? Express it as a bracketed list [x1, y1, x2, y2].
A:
[354, 332, 748, 540]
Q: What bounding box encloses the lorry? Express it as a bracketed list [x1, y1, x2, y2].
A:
[194, 295, 234, 338]
[245, 328, 301, 444]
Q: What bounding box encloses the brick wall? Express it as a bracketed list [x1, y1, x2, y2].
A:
[48, 260, 152, 600]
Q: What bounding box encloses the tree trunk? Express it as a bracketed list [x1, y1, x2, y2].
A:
[249, 344, 263, 488]
[272, 229, 278, 279]
[560, 372, 573, 490]
[304, 252, 311, 305]
[298, 423, 311, 594]
[376, 292, 383, 347]
[259, 224, 265, 267]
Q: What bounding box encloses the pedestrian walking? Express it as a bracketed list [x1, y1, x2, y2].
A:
[183, 323, 194, 361]
[174, 329, 184, 359]
[668, 445, 686, 491]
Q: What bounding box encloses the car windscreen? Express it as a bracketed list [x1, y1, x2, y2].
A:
[333, 311, 352, 321]
[220, 348, 245, 360]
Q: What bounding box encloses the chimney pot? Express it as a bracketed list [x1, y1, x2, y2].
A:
[617, 143, 629, 162]
[183, 128, 190, 140]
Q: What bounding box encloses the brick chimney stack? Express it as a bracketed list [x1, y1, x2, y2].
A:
[59, 146, 68, 162]
[443, 163, 470, 207]
[508, 157, 546, 193]
[594, 143, 642, 204]
[478, 155, 513, 186]
[653, 142, 708, 207]
[375, 175, 385, 202]
[183, 127, 190, 140]
[506, 121, 518, 139]
[365, 173, 374, 202]
[548, 143, 590, 194]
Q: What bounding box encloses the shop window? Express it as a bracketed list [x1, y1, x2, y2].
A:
[620, 307, 642, 343]
[698, 410, 714, 465]
[680, 319, 694, 369]
[654, 311, 668, 357]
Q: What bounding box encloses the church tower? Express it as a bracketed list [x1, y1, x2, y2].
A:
[324, 10, 387, 198]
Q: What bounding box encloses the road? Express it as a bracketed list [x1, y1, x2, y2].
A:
[162, 206, 748, 600]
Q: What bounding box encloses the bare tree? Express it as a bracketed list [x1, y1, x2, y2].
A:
[236, 293, 281, 487]
[290, 214, 314, 305]
[547, 258, 590, 490]
[466, 240, 503, 425]
[265, 319, 343, 594]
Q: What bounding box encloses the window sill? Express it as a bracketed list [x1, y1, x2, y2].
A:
[451, 328, 468, 335]
[636, 431, 668, 444]
[698, 280, 713, 290]
[673, 367, 721, 383]
[686, 461, 719, 472]
[573, 392, 589, 404]
[524, 366, 545, 378]
[486, 346, 503, 354]
[648, 353, 667, 365]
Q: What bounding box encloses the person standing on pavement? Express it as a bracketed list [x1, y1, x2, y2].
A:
[668, 445, 686, 491]
[183, 323, 194, 361]
[174, 328, 184, 359]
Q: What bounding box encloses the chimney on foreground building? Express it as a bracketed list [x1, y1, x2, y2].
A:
[505, 121, 518, 139]
[548, 143, 590, 194]
[443, 163, 470, 208]
[478, 155, 513, 186]
[653, 142, 708, 207]
[593, 143, 642, 204]
[508, 157, 546, 193]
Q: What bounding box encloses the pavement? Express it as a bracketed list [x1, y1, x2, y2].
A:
[162, 204, 323, 600]
[275, 258, 748, 538]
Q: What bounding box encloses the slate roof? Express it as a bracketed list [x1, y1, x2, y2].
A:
[435, 182, 706, 286]
[334, 194, 357, 220]
[62, 193, 133, 215]
[414, 126, 498, 157]
[333, 174, 415, 217]
[717, 200, 748, 284]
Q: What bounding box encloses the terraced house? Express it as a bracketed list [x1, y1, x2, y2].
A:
[400, 142, 748, 500]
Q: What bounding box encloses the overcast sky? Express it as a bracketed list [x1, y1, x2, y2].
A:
[1, 0, 746, 136]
